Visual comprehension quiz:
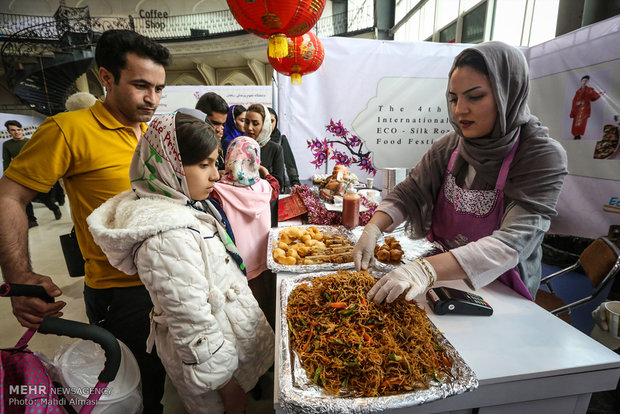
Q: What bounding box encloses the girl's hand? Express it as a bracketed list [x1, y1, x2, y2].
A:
[258, 165, 269, 178]
[217, 379, 248, 414]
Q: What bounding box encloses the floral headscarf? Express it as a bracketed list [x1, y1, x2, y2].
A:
[129, 112, 246, 274]
[218, 136, 262, 186]
[130, 113, 190, 203]
[254, 104, 272, 148]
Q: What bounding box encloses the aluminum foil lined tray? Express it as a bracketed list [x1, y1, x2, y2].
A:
[267, 225, 357, 273]
[279, 272, 479, 414]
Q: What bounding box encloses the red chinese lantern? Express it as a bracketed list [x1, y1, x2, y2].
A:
[226, 0, 327, 58]
[269, 32, 324, 85]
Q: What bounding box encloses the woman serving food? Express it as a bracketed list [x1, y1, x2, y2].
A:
[354, 41, 568, 303]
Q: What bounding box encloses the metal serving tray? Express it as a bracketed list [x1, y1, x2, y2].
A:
[278, 272, 479, 413]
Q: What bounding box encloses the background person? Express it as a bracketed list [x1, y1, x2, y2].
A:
[0, 29, 170, 413]
[3, 120, 62, 227]
[268, 107, 301, 192]
[244, 103, 284, 228]
[222, 104, 246, 156]
[353, 41, 568, 304]
[196, 92, 229, 170]
[88, 113, 274, 414]
[212, 136, 280, 328]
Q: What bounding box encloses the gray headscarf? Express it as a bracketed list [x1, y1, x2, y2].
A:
[386, 41, 567, 235]
[450, 42, 539, 178]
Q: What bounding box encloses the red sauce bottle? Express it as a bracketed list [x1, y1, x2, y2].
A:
[342, 189, 360, 229]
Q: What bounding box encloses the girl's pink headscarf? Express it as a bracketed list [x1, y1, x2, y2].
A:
[218, 136, 262, 187]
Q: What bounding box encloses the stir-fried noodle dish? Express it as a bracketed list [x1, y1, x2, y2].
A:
[287, 270, 453, 397]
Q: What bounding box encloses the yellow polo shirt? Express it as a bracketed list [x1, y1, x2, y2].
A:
[5, 101, 146, 289]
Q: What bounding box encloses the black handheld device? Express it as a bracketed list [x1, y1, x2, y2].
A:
[426, 286, 493, 316]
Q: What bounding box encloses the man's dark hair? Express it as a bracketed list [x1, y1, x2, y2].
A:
[4, 120, 22, 130]
[95, 30, 171, 83]
[195, 92, 229, 116]
[581, 75, 590, 81]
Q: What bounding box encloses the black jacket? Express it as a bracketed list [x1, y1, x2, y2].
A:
[270, 128, 300, 190]
[260, 140, 284, 227]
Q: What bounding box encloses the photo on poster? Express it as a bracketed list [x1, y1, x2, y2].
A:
[563, 69, 617, 147]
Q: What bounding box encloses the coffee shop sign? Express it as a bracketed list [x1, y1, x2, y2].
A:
[139, 9, 169, 29]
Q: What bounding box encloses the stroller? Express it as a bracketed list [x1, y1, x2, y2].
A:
[0, 282, 121, 414]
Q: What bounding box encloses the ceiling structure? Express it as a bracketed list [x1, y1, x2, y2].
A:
[0, 0, 348, 86]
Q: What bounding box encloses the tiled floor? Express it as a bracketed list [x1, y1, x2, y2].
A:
[0, 202, 275, 414]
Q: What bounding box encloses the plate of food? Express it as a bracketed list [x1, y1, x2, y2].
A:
[268, 225, 357, 273]
[279, 270, 478, 413]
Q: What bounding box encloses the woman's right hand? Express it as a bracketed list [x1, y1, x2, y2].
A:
[217, 379, 248, 414]
[353, 223, 383, 270]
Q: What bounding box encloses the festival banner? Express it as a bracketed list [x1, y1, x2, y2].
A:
[277, 37, 467, 182]
[155, 85, 272, 114]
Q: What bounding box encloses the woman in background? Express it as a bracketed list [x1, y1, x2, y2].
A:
[212, 136, 280, 327]
[244, 103, 284, 227]
[222, 104, 246, 156]
[268, 107, 301, 192]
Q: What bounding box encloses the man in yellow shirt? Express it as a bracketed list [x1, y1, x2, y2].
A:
[0, 30, 170, 413]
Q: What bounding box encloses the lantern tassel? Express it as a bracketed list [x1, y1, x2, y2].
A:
[291, 73, 302, 85]
[269, 34, 289, 58]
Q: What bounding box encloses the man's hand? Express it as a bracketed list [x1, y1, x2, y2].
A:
[10, 272, 65, 329]
[217, 378, 248, 414]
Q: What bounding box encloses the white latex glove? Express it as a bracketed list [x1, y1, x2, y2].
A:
[353, 223, 382, 270]
[592, 303, 609, 331]
[367, 258, 437, 303]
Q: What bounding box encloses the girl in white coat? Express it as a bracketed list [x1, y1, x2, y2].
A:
[88, 112, 274, 414]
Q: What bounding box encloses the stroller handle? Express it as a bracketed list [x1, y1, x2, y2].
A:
[0, 282, 54, 303]
[39, 317, 122, 384]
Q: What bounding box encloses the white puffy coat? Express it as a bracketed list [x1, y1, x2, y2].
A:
[87, 191, 274, 414]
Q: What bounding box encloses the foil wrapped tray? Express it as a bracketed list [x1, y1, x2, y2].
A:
[267, 225, 357, 273]
[279, 272, 479, 413]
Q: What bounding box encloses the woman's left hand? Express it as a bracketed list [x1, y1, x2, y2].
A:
[367, 258, 437, 303]
[258, 165, 269, 178]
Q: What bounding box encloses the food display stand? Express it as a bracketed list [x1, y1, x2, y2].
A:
[272, 220, 620, 413]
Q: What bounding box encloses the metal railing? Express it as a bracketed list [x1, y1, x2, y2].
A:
[0, 5, 374, 43]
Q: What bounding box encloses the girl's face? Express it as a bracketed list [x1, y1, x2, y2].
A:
[448, 65, 498, 139]
[235, 111, 246, 132]
[184, 148, 220, 200]
[244, 110, 264, 139]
